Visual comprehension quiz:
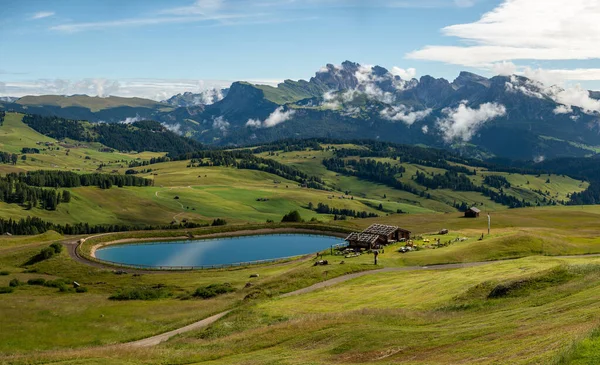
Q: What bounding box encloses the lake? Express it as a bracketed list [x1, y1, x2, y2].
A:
[94, 233, 344, 268]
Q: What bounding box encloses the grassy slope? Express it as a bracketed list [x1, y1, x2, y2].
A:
[15, 95, 166, 112]
[258, 146, 588, 213]
[5, 206, 600, 363]
[0, 113, 165, 173]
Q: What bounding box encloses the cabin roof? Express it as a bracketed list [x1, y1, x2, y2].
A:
[345, 232, 379, 244]
[468, 207, 481, 213]
[363, 223, 410, 235]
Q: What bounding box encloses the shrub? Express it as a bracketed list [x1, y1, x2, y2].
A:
[50, 242, 63, 254]
[211, 218, 227, 226]
[40, 247, 55, 260]
[75, 287, 88, 293]
[0, 271, 9, 276]
[27, 278, 47, 286]
[0, 287, 13, 294]
[44, 279, 69, 288]
[58, 284, 72, 293]
[281, 210, 303, 223]
[109, 286, 171, 301]
[193, 283, 235, 299]
[9, 278, 21, 287]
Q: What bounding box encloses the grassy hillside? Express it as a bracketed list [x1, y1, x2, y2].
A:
[16, 95, 165, 112]
[0, 112, 165, 173]
[255, 144, 587, 213]
[4, 207, 600, 363]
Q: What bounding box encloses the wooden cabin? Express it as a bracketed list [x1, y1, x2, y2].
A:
[345, 232, 379, 250]
[362, 224, 411, 245]
[464, 207, 481, 218]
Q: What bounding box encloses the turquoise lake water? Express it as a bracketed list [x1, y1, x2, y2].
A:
[95, 234, 343, 268]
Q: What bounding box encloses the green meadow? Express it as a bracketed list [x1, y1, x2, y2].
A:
[1, 113, 600, 364]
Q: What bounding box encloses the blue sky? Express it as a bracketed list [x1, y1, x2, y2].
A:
[1, 0, 600, 99]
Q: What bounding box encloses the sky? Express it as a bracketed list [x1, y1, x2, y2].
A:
[1, 0, 600, 100]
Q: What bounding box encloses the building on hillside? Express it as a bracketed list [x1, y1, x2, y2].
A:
[362, 224, 411, 245]
[345, 232, 380, 250]
[345, 224, 411, 250]
[464, 207, 481, 218]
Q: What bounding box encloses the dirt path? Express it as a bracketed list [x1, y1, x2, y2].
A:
[118, 254, 600, 347]
[125, 311, 231, 347]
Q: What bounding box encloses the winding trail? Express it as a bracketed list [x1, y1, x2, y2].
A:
[154, 186, 194, 223]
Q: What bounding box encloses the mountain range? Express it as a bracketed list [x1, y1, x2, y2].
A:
[3, 61, 600, 160]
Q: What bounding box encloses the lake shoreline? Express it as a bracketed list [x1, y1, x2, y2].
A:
[90, 228, 348, 260]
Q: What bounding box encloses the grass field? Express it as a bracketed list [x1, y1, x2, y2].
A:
[1, 115, 600, 363]
[1, 207, 600, 363]
[256, 147, 588, 213]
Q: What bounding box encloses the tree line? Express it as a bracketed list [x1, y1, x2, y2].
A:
[0, 152, 18, 165]
[8, 170, 152, 189]
[0, 216, 209, 236]
[21, 114, 202, 156]
[175, 150, 328, 190]
[414, 171, 529, 208]
[322, 157, 421, 195]
[308, 202, 378, 219]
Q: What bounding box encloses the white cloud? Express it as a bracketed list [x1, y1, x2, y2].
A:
[120, 115, 143, 124]
[246, 119, 262, 128]
[553, 105, 573, 115]
[437, 102, 506, 142]
[246, 107, 295, 128]
[550, 85, 600, 114]
[422, 125, 429, 134]
[380, 105, 432, 125]
[533, 155, 545, 163]
[31, 11, 55, 20]
[264, 106, 295, 127]
[162, 0, 224, 15]
[162, 123, 182, 135]
[0, 78, 236, 100]
[212, 116, 230, 132]
[407, 0, 600, 82]
[321, 91, 341, 110]
[504, 76, 545, 99]
[390, 67, 417, 80]
[492, 61, 517, 76]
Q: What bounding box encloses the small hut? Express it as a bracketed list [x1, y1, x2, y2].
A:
[362, 224, 411, 245]
[464, 207, 481, 218]
[345, 232, 379, 250]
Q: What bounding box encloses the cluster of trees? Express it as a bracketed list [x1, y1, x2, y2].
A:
[179, 150, 328, 190]
[323, 157, 421, 195]
[483, 175, 511, 189]
[0, 152, 18, 165]
[21, 147, 40, 154]
[22, 114, 202, 156]
[0, 178, 70, 210]
[128, 156, 170, 168]
[0, 171, 152, 210]
[9, 170, 152, 189]
[0, 111, 5, 125]
[0, 216, 209, 236]
[247, 139, 323, 154]
[415, 171, 529, 208]
[308, 202, 378, 219]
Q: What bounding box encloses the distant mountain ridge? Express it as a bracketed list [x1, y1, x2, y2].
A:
[3, 61, 600, 160]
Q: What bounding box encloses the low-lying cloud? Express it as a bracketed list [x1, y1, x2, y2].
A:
[212, 116, 230, 132]
[437, 102, 506, 142]
[246, 106, 295, 128]
[380, 105, 432, 125]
